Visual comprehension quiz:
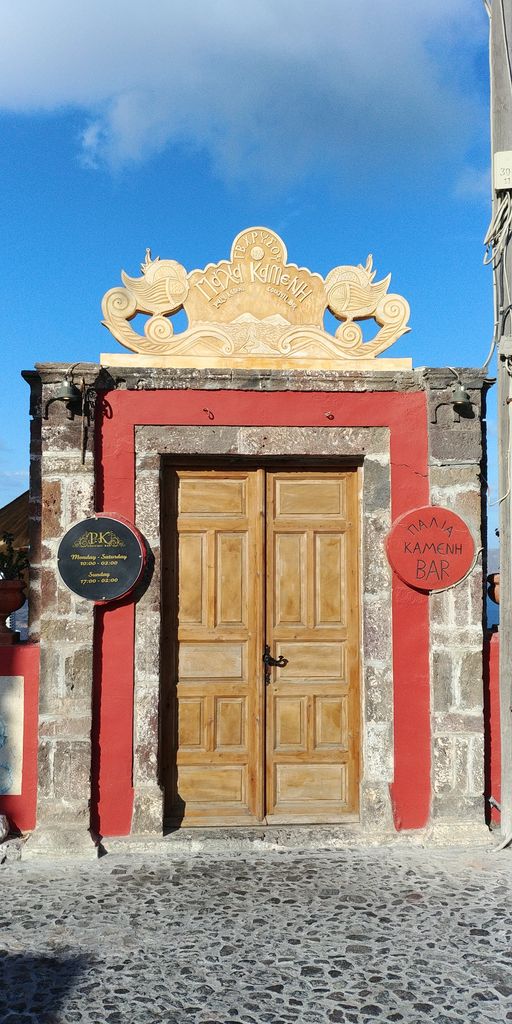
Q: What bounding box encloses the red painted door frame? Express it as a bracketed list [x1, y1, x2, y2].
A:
[93, 389, 430, 836]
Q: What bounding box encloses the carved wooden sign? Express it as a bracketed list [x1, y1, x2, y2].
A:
[386, 506, 475, 591]
[57, 516, 146, 602]
[101, 226, 411, 370]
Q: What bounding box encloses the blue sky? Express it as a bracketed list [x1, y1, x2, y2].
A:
[0, 1, 498, 530]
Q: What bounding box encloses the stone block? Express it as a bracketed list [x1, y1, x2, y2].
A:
[41, 479, 62, 539]
[432, 791, 484, 822]
[30, 417, 42, 450]
[468, 735, 485, 796]
[135, 615, 161, 679]
[453, 579, 474, 629]
[237, 425, 389, 459]
[429, 465, 481, 489]
[28, 565, 41, 639]
[458, 649, 483, 711]
[136, 473, 160, 542]
[432, 625, 482, 648]
[429, 425, 482, 465]
[430, 588, 452, 627]
[35, 695, 91, 719]
[35, 796, 91, 825]
[139, 569, 160, 610]
[38, 645, 62, 712]
[135, 688, 159, 750]
[363, 598, 392, 663]
[41, 453, 88, 474]
[28, 511, 41, 566]
[360, 781, 394, 830]
[38, 739, 54, 798]
[131, 785, 164, 834]
[432, 711, 483, 734]
[454, 737, 470, 792]
[364, 663, 393, 721]
[364, 459, 390, 512]
[65, 475, 95, 523]
[64, 647, 93, 703]
[56, 584, 73, 616]
[23, 826, 97, 859]
[432, 736, 453, 794]
[52, 739, 91, 800]
[28, 615, 40, 645]
[43, 616, 94, 644]
[451, 489, 482, 536]
[136, 454, 161, 472]
[134, 742, 158, 786]
[41, 542, 57, 562]
[42, 421, 93, 455]
[41, 566, 58, 614]
[73, 593, 94, 618]
[363, 516, 391, 595]
[364, 722, 393, 782]
[431, 650, 454, 712]
[469, 568, 484, 625]
[39, 714, 92, 739]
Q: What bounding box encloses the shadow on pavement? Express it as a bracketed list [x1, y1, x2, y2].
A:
[0, 952, 88, 1023]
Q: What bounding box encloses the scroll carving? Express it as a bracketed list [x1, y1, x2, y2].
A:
[101, 228, 411, 366]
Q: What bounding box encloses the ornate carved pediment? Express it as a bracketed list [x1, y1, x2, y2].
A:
[101, 227, 411, 369]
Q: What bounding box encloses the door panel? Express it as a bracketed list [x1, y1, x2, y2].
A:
[166, 469, 264, 825]
[265, 471, 359, 823]
[164, 465, 360, 826]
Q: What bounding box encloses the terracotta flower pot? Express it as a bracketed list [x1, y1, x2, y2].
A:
[0, 579, 26, 644]
[487, 572, 500, 605]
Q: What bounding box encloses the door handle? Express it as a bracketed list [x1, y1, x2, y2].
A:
[263, 645, 288, 684]
[263, 645, 288, 668]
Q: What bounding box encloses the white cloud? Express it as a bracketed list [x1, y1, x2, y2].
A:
[0, 0, 487, 183]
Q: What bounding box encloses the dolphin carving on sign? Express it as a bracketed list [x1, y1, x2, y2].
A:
[325, 255, 391, 321]
[121, 249, 189, 315]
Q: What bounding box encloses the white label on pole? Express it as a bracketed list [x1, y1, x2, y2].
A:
[494, 151, 512, 190]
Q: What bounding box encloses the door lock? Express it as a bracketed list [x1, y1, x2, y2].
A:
[263, 644, 288, 684]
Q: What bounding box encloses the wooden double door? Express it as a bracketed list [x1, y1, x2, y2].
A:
[162, 465, 360, 826]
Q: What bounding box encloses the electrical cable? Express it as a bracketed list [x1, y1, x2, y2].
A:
[493, 830, 512, 851]
[484, 191, 512, 267]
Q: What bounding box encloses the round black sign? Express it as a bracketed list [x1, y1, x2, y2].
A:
[57, 516, 145, 602]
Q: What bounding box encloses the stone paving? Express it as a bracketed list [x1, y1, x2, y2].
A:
[1, 843, 512, 1024]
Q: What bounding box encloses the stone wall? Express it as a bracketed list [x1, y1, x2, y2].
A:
[426, 371, 488, 837]
[22, 366, 100, 856]
[22, 363, 490, 852]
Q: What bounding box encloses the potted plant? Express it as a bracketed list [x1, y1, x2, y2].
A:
[487, 572, 500, 605]
[0, 532, 28, 645]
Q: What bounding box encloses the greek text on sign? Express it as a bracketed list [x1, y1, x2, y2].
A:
[100, 226, 412, 370]
[386, 506, 475, 591]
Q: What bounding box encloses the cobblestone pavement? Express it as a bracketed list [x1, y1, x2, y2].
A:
[1, 844, 512, 1024]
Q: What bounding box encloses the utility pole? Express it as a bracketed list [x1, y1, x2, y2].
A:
[490, 0, 512, 839]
